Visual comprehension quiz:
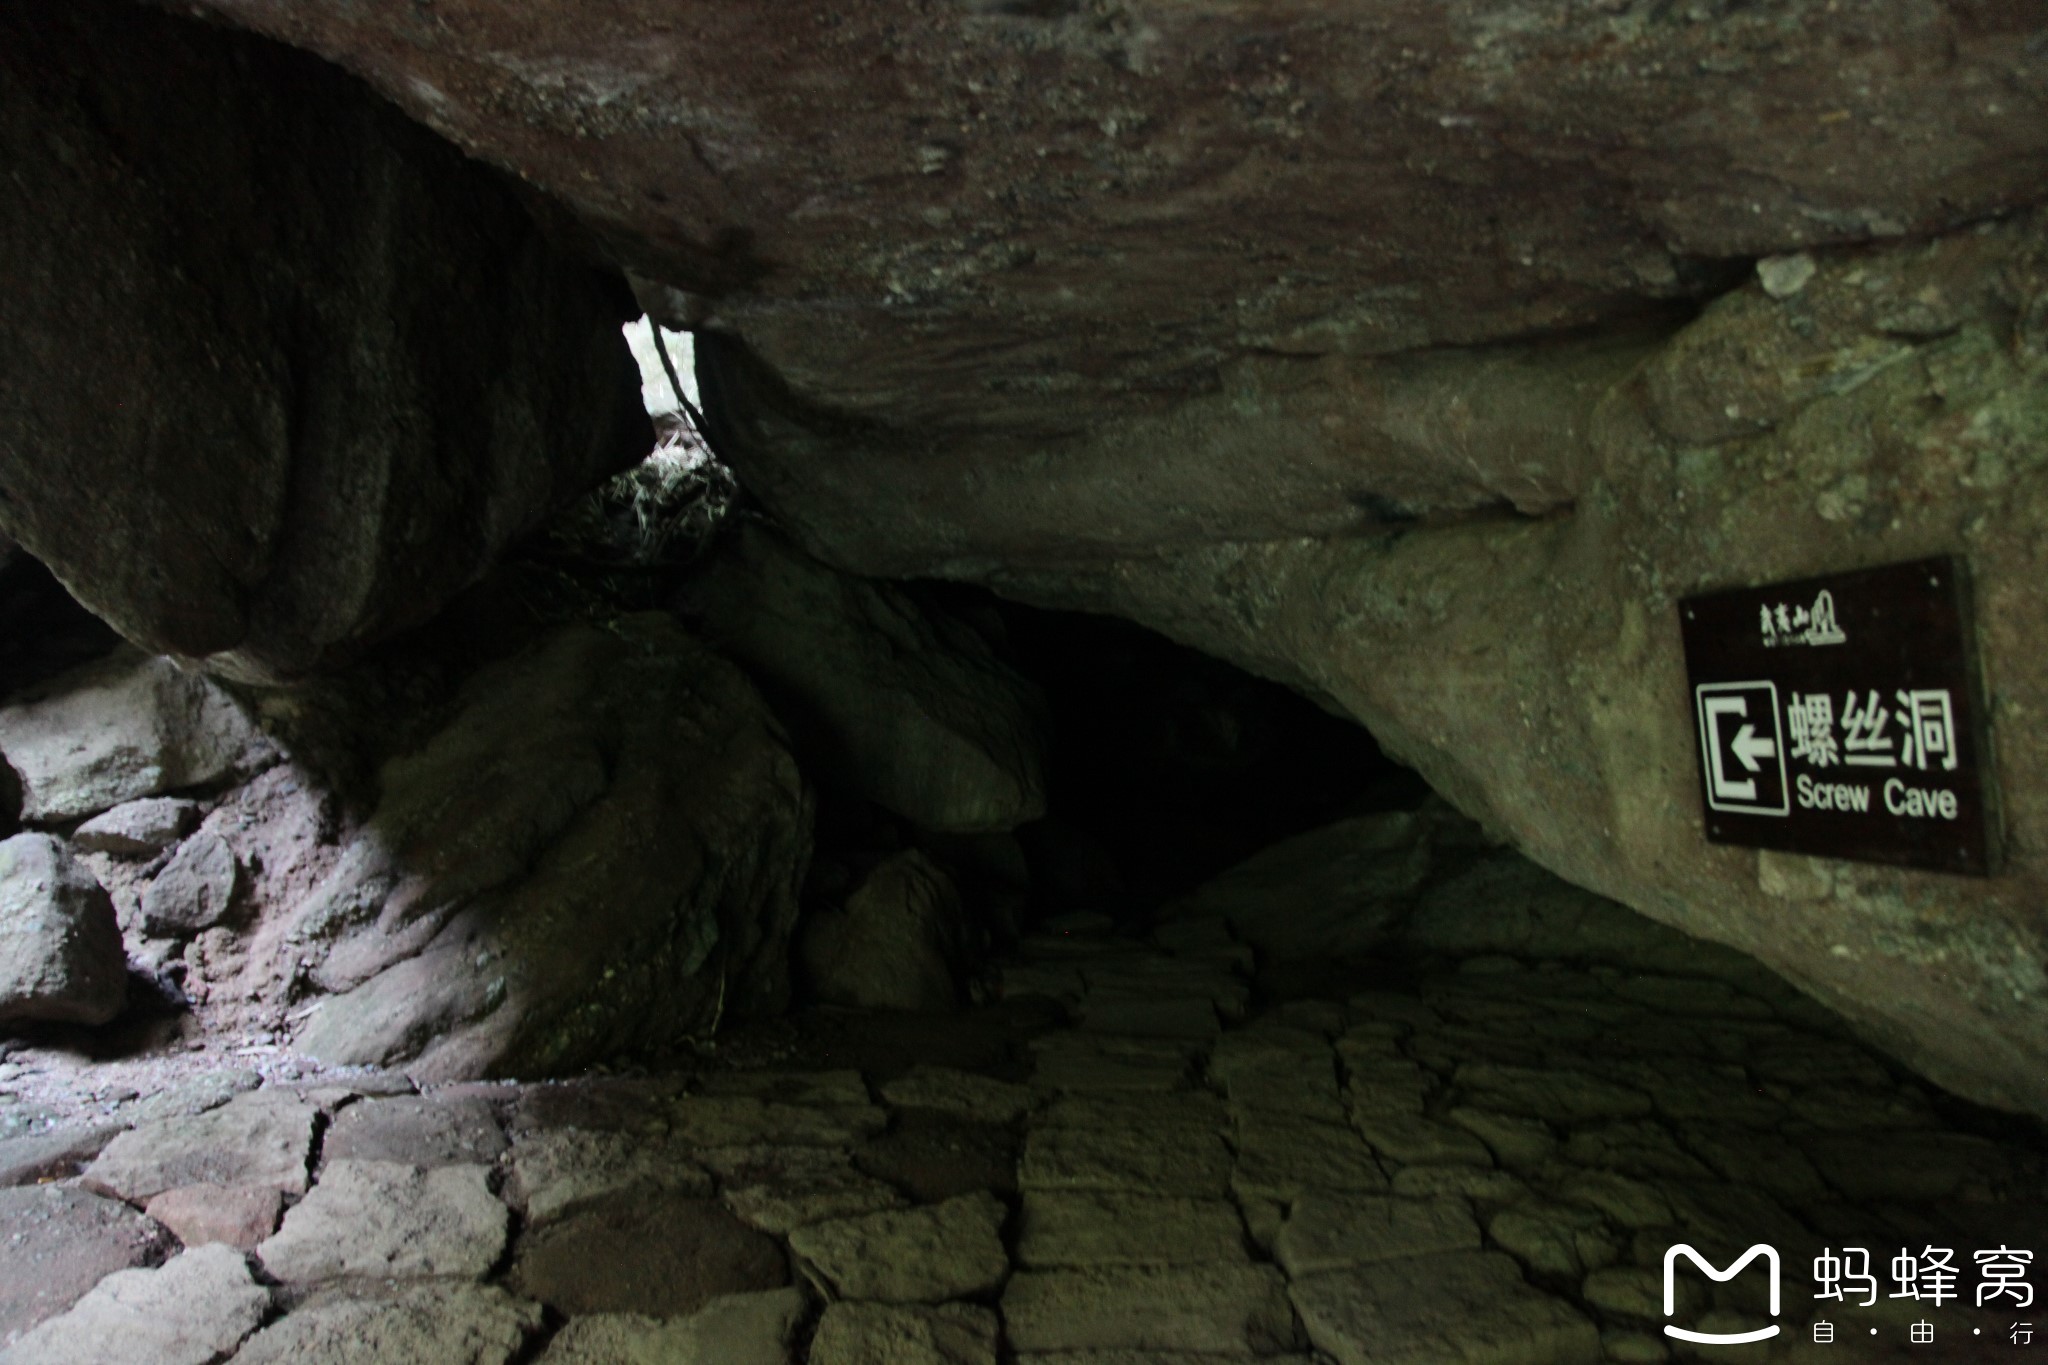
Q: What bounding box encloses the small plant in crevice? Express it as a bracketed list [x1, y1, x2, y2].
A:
[545, 416, 740, 572]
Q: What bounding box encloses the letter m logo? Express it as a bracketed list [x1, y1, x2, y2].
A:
[1663, 1243, 1782, 1345]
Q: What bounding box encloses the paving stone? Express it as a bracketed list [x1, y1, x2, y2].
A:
[1598, 1329, 1670, 1363]
[788, 1191, 1007, 1302]
[1353, 1111, 1494, 1167]
[1445, 1107, 1557, 1167]
[1608, 976, 1775, 1019]
[1020, 1122, 1231, 1197]
[809, 1302, 999, 1365]
[1544, 1171, 1674, 1230]
[1561, 1120, 1711, 1180]
[1209, 1026, 1332, 1084]
[1346, 993, 1441, 1031]
[0, 1124, 120, 1189]
[726, 1165, 907, 1236]
[1018, 1357, 1318, 1365]
[122, 1069, 264, 1126]
[1583, 1265, 1689, 1321]
[231, 1281, 542, 1365]
[1452, 1064, 1653, 1124]
[668, 1096, 888, 1147]
[1486, 1200, 1621, 1279]
[506, 1190, 788, 1317]
[0, 1244, 270, 1365]
[321, 1094, 507, 1169]
[1273, 1193, 1481, 1276]
[1267, 999, 1348, 1035]
[510, 1078, 683, 1136]
[1679, 1126, 1829, 1201]
[258, 1160, 506, 1282]
[1035, 1091, 1226, 1132]
[536, 1288, 804, 1365]
[693, 1070, 874, 1107]
[689, 1141, 852, 1185]
[505, 1128, 714, 1225]
[1220, 1071, 1347, 1122]
[0, 1186, 175, 1345]
[1232, 1111, 1387, 1200]
[854, 1110, 1018, 1203]
[1029, 1035, 1199, 1091]
[143, 1183, 283, 1250]
[878, 1066, 1033, 1124]
[1290, 1249, 1600, 1365]
[1390, 1164, 1531, 1205]
[1003, 1264, 1297, 1355]
[1074, 996, 1221, 1039]
[81, 1092, 317, 1203]
[997, 962, 1086, 1005]
[1017, 1191, 1247, 1268]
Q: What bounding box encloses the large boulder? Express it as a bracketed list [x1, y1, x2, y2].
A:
[798, 851, 977, 1013]
[0, 834, 127, 1028]
[0, 650, 274, 825]
[290, 614, 811, 1079]
[0, 0, 649, 683]
[677, 524, 1047, 833]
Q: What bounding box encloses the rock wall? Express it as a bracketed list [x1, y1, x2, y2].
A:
[0, 0, 650, 683]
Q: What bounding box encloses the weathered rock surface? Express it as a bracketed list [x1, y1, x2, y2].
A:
[137, 831, 241, 938]
[0, 835, 126, 1027]
[1291, 1250, 1600, 1365]
[537, 1289, 804, 1365]
[257, 1160, 508, 1283]
[1166, 812, 1432, 961]
[1003, 1264, 1297, 1356]
[71, 799, 202, 859]
[0, 1187, 175, 1345]
[0, 1244, 271, 1365]
[0, 651, 273, 823]
[291, 615, 810, 1079]
[788, 1191, 1008, 1303]
[678, 524, 1047, 833]
[800, 852, 976, 1013]
[320, 1094, 508, 1170]
[506, 1128, 713, 1226]
[230, 1281, 542, 1365]
[810, 1303, 1000, 1365]
[0, 1, 649, 683]
[506, 1191, 789, 1318]
[143, 1184, 284, 1252]
[82, 1092, 318, 1204]
[980, 222, 2048, 1118]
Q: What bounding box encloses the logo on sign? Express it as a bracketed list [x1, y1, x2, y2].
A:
[1694, 682, 1788, 817]
[1665, 1243, 1782, 1345]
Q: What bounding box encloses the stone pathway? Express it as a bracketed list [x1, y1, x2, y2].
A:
[1, 917, 2043, 1363]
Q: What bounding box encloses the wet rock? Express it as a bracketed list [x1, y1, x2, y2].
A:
[0, 1243, 270, 1365]
[0, 835, 126, 1027]
[809, 1302, 999, 1365]
[291, 615, 810, 1079]
[0, 652, 273, 823]
[800, 852, 974, 1012]
[878, 1066, 1033, 1125]
[1002, 1264, 1297, 1355]
[1273, 1194, 1481, 1277]
[230, 1281, 542, 1365]
[82, 1092, 319, 1203]
[257, 1160, 507, 1282]
[143, 1184, 283, 1251]
[0, 1187, 175, 1344]
[137, 831, 240, 937]
[677, 524, 1047, 833]
[1290, 1250, 1600, 1365]
[537, 1288, 804, 1365]
[321, 1094, 508, 1170]
[506, 1129, 713, 1226]
[0, 3, 647, 683]
[71, 799, 202, 858]
[506, 1190, 788, 1318]
[1016, 1192, 1247, 1268]
[789, 1191, 1006, 1303]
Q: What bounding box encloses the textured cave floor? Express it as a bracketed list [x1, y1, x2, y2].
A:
[3, 921, 2046, 1364]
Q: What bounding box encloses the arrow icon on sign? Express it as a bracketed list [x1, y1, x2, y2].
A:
[1731, 723, 1777, 772]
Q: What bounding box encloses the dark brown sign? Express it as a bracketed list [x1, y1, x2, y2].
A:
[1678, 556, 1996, 876]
